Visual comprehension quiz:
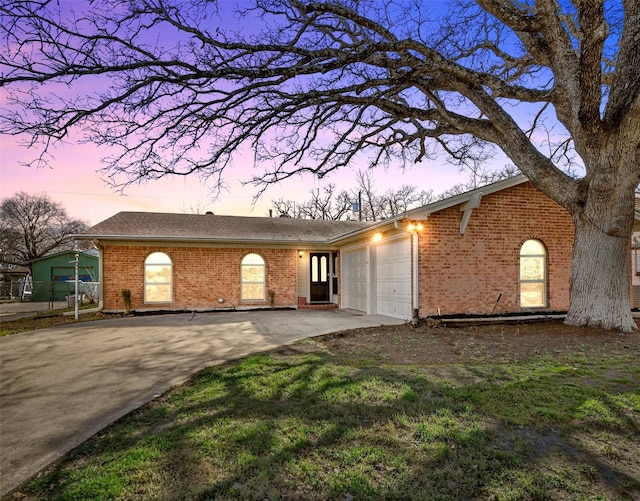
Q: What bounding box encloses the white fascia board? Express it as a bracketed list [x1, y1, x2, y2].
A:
[406, 174, 528, 219]
[329, 217, 407, 245]
[79, 235, 339, 248]
[331, 175, 529, 244]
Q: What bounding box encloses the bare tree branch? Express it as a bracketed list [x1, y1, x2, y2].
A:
[272, 171, 434, 220]
[2, 0, 640, 329]
[0, 192, 88, 271]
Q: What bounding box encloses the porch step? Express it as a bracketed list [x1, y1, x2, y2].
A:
[298, 303, 339, 310]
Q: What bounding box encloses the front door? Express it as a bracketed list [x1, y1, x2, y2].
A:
[310, 253, 330, 302]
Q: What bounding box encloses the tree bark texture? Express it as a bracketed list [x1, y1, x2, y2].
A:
[558, 123, 639, 332]
[567, 215, 635, 332]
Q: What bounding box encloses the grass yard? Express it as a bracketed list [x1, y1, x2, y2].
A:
[16, 321, 640, 500]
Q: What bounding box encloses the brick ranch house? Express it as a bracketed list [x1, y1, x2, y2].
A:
[78, 175, 579, 320]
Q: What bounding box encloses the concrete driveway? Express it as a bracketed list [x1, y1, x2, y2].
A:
[0, 300, 69, 321]
[0, 309, 403, 497]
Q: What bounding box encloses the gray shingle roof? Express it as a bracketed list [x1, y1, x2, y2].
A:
[79, 212, 373, 243]
[79, 175, 542, 244]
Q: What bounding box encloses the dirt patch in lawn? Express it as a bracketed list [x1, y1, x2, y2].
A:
[315, 319, 640, 365]
[310, 319, 640, 500]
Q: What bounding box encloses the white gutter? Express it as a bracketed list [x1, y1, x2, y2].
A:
[96, 243, 104, 312]
[76, 235, 347, 248]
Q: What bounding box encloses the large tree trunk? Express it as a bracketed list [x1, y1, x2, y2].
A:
[566, 217, 636, 332]
[564, 188, 637, 333]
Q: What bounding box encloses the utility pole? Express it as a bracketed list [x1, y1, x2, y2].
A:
[69, 253, 79, 320]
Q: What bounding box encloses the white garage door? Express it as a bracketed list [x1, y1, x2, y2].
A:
[376, 238, 411, 320]
[342, 247, 368, 313]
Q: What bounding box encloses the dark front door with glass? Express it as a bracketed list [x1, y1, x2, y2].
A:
[310, 252, 330, 302]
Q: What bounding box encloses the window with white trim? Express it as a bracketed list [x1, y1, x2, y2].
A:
[241, 253, 265, 301]
[519, 239, 547, 308]
[144, 252, 172, 303]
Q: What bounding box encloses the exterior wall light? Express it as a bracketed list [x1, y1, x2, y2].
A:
[407, 222, 424, 231]
[298, 250, 303, 258]
[372, 232, 383, 242]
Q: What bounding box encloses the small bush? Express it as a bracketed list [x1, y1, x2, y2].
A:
[121, 289, 132, 313]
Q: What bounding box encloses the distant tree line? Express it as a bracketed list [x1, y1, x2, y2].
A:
[272, 166, 520, 221]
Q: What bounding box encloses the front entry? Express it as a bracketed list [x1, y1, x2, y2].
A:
[310, 253, 330, 302]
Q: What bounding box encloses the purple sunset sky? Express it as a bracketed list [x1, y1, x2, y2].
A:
[0, 0, 521, 226]
[1, 132, 475, 225]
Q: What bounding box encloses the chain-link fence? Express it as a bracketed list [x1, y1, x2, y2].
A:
[0, 279, 100, 304]
[0, 280, 21, 300]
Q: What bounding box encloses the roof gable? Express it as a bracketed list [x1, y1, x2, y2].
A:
[405, 174, 529, 219]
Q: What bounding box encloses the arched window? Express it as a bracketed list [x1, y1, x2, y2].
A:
[144, 252, 172, 303]
[519, 239, 546, 308]
[241, 253, 265, 301]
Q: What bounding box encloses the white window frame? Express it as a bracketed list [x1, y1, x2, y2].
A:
[241, 253, 266, 302]
[144, 252, 173, 304]
[519, 239, 547, 308]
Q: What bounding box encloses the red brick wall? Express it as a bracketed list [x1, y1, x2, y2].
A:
[418, 182, 574, 316]
[100, 246, 297, 311]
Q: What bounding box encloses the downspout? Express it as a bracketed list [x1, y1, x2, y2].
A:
[394, 221, 420, 325]
[94, 241, 104, 312]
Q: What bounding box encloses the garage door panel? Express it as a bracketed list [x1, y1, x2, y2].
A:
[342, 238, 412, 320]
[342, 247, 367, 313]
[376, 238, 411, 320]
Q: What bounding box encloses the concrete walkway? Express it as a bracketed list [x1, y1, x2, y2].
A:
[0, 309, 403, 497]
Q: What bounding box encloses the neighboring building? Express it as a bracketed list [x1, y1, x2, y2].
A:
[632, 196, 640, 309]
[0, 264, 30, 299]
[31, 250, 99, 301]
[77, 176, 577, 319]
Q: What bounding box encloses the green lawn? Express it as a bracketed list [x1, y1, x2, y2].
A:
[23, 335, 640, 500]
